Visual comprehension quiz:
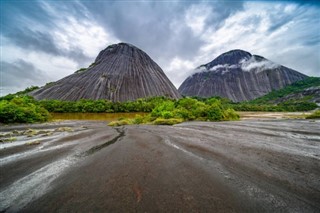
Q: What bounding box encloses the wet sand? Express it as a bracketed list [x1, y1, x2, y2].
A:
[0, 119, 320, 212]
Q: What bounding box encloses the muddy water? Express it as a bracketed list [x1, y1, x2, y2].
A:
[51, 112, 147, 121]
[52, 111, 309, 121]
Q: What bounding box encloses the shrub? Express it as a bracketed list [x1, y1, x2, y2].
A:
[0, 97, 50, 123]
[207, 104, 223, 121]
[132, 115, 144, 124]
[305, 110, 320, 119]
[75, 68, 87, 73]
[223, 108, 240, 120]
[152, 118, 183, 125]
[108, 119, 133, 126]
[150, 100, 175, 117]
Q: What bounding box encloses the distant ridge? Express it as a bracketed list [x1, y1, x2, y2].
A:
[30, 43, 181, 102]
[179, 49, 307, 102]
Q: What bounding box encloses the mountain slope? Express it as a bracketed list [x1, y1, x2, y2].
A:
[178, 50, 307, 102]
[250, 77, 320, 104]
[30, 43, 181, 102]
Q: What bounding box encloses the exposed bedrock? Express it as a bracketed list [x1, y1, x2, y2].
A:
[179, 50, 307, 102]
[30, 43, 181, 102]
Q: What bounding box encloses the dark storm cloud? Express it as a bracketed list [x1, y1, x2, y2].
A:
[1, 1, 91, 64]
[268, 16, 293, 32]
[2, 0, 245, 64]
[81, 1, 244, 60]
[81, 1, 194, 59]
[4, 28, 90, 64]
[0, 60, 48, 95]
[7, 29, 60, 55]
[303, 36, 320, 46]
[293, 0, 320, 6]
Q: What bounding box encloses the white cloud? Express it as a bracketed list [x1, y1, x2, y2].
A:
[183, 2, 320, 83]
[241, 57, 280, 72]
[185, 4, 211, 36]
[163, 57, 196, 88]
[165, 2, 319, 88]
[209, 64, 239, 71]
[1, 42, 78, 93]
[53, 17, 118, 58]
[39, 1, 119, 58]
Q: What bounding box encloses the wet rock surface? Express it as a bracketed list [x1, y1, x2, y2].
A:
[30, 43, 181, 102]
[179, 50, 307, 102]
[0, 119, 319, 212]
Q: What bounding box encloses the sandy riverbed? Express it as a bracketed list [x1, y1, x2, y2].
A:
[0, 119, 319, 212]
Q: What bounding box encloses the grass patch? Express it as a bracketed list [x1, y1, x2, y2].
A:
[1, 137, 17, 143]
[305, 110, 320, 119]
[152, 118, 183, 125]
[55, 127, 73, 132]
[26, 140, 41, 145]
[108, 119, 133, 126]
[23, 129, 38, 137]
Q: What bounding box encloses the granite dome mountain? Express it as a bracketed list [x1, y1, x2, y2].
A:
[178, 50, 307, 102]
[30, 43, 181, 102]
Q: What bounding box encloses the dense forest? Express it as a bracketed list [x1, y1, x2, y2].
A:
[0, 96, 239, 124]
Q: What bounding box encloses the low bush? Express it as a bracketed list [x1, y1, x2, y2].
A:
[0, 96, 51, 124]
[108, 119, 133, 126]
[305, 110, 320, 119]
[152, 118, 184, 125]
[107, 98, 239, 126]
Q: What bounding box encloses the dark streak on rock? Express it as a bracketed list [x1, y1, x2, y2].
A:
[81, 127, 125, 157]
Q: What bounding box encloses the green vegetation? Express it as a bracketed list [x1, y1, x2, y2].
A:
[38, 97, 168, 113]
[108, 119, 134, 126]
[75, 68, 87, 74]
[305, 110, 320, 119]
[224, 77, 320, 112]
[1, 137, 17, 143]
[2, 95, 239, 124]
[45, 82, 55, 87]
[152, 118, 184, 125]
[251, 77, 320, 104]
[228, 101, 317, 112]
[0, 86, 40, 101]
[89, 62, 98, 68]
[150, 97, 239, 121]
[26, 140, 41, 145]
[108, 97, 239, 126]
[74, 62, 99, 74]
[0, 96, 51, 124]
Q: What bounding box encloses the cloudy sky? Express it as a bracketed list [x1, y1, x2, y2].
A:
[1, 0, 319, 96]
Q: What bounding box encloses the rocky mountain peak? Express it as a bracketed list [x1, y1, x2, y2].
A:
[95, 43, 141, 64]
[30, 43, 181, 102]
[204, 49, 252, 69]
[179, 49, 307, 102]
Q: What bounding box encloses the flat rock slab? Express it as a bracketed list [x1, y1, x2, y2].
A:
[1, 120, 320, 212]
